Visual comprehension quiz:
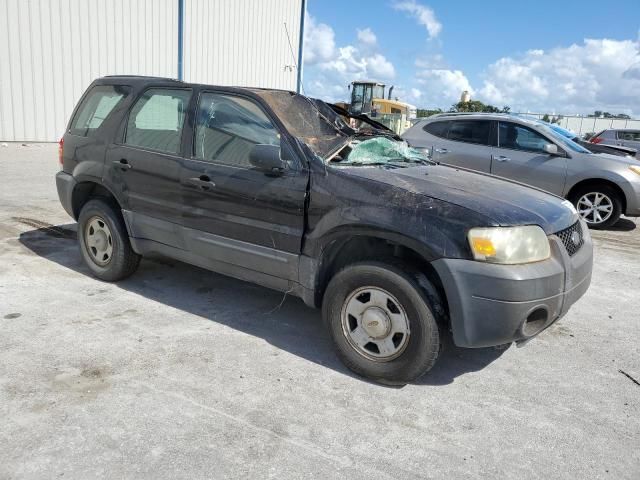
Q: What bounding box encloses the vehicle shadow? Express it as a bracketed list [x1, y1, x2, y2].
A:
[607, 218, 637, 232]
[18, 224, 506, 387]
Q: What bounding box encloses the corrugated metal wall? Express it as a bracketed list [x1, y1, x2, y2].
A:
[0, 0, 178, 142]
[0, 0, 304, 142]
[183, 0, 302, 89]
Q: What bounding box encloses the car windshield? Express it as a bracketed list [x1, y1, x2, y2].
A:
[327, 136, 433, 167]
[252, 90, 354, 158]
[537, 123, 592, 154]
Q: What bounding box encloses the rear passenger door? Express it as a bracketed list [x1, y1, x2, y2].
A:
[434, 120, 493, 172]
[105, 87, 192, 247]
[490, 121, 567, 195]
[180, 91, 307, 281]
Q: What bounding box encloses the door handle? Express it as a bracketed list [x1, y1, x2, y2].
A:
[434, 148, 448, 154]
[186, 175, 216, 190]
[492, 155, 510, 162]
[113, 159, 132, 170]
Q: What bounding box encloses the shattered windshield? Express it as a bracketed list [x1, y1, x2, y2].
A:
[253, 90, 353, 158]
[328, 137, 433, 167]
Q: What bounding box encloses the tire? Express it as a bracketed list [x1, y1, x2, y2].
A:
[322, 261, 442, 385]
[77, 198, 141, 281]
[570, 184, 622, 229]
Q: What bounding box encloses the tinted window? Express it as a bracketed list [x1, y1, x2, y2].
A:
[447, 120, 491, 145]
[618, 130, 640, 141]
[498, 122, 549, 153]
[70, 85, 128, 136]
[423, 121, 449, 138]
[194, 93, 280, 168]
[125, 88, 191, 154]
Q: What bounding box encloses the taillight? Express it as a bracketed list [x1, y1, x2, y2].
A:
[58, 137, 64, 167]
[590, 136, 603, 144]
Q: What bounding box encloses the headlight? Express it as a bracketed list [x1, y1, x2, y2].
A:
[468, 225, 550, 264]
[629, 165, 640, 176]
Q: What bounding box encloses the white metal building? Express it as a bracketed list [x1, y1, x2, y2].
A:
[0, 0, 306, 142]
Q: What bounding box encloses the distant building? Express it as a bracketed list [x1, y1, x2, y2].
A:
[0, 0, 306, 141]
[460, 90, 471, 103]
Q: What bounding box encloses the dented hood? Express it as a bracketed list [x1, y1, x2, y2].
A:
[343, 164, 578, 234]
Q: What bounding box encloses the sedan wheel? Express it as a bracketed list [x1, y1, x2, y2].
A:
[341, 286, 411, 362]
[576, 192, 614, 225]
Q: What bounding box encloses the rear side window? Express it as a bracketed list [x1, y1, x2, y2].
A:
[423, 121, 449, 138]
[448, 120, 491, 145]
[69, 85, 129, 136]
[194, 92, 280, 168]
[125, 88, 192, 154]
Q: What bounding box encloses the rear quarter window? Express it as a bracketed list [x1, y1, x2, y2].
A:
[423, 121, 449, 138]
[69, 85, 129, 136]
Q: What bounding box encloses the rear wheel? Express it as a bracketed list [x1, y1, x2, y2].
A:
[78, 198, 140, 281]
[570, 185, 622, 229]
[322, 261, 441, 384]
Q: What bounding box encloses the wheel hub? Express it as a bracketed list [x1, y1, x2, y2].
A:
[361, 307, 391, 339]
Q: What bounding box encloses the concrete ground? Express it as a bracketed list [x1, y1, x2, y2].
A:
[1, 143, 638, 479]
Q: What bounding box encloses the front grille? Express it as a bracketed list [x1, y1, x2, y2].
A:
[555, 221, 584, 257]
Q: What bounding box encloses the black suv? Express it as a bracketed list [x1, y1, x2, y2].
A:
[56, 76, 593, 384]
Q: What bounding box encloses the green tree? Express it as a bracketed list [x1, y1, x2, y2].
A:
[449, 100, 510, 113]
[416, 108, 443, 117]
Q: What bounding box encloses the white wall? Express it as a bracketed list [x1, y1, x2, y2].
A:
[183, 0, 302, 90]
[0, 0, 304, 142]
[0, 0, 179, 142]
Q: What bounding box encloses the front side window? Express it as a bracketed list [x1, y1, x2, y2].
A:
[618, 130, 640, 141]
[125, 88, 191, 154]
[448, 120, 491, 145]
[70, 85, 129, 136]
[194, 93, 280, 168]
[498, 122, 549, 153]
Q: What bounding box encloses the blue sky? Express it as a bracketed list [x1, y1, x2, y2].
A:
[303, 0, 640, 115]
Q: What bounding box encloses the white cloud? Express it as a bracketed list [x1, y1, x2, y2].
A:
[357, 28, 377, 47]
[303, 21, 396, 100]
[303, 15, 335, 65]
[477, 38, 640, 114]
[393, 1, 442, 39]
[415, 68, 473, 106]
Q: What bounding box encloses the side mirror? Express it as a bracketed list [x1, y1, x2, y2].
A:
[543, 143, 559, 155]
[249, 144, 285, 174]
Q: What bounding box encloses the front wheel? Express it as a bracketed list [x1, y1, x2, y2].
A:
[570, 185, 622, 229]
[322, 261, 441, 384]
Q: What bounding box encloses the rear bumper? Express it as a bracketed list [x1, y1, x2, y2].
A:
[432, 222, 593, 348]
[56, 171, 77, 219]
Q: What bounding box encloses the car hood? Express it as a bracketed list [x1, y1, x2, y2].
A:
[587, 151, 639, 165]
[343, 164, 578, 234]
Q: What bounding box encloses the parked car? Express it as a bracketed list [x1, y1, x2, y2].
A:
[541, 122, 637, 158]
[403, 113, 640, 228]
[56, 77, 592, 384]
[590, 129, 640, 155]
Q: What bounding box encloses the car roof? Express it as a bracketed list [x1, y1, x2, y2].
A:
[422, 112, 542, 127]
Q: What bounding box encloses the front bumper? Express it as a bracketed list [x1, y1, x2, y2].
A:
[432, 222, 593, 348]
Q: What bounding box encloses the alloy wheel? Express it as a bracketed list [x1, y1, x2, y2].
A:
[84, 216, 113, 266]
[576, 192, 613, 225]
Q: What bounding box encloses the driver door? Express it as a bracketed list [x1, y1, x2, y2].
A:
[490, 121, 567, 196]
[180, 91, 307, 281]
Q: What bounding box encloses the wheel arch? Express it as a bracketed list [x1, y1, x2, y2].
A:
[566, 178, 627, 213]
[309, 230, 449, 326]
[71, 181, 125, 222]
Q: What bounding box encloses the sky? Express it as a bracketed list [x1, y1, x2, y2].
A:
[302, 0, 640, 116]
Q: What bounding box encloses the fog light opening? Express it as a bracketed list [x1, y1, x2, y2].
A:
[523, 308, 549, 336]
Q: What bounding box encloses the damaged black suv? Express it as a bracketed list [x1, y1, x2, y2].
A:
[56, 76, 593, 384]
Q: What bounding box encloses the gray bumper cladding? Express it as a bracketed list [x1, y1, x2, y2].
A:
[433, 224, 593, 348]
[55, 171, 77, 219]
